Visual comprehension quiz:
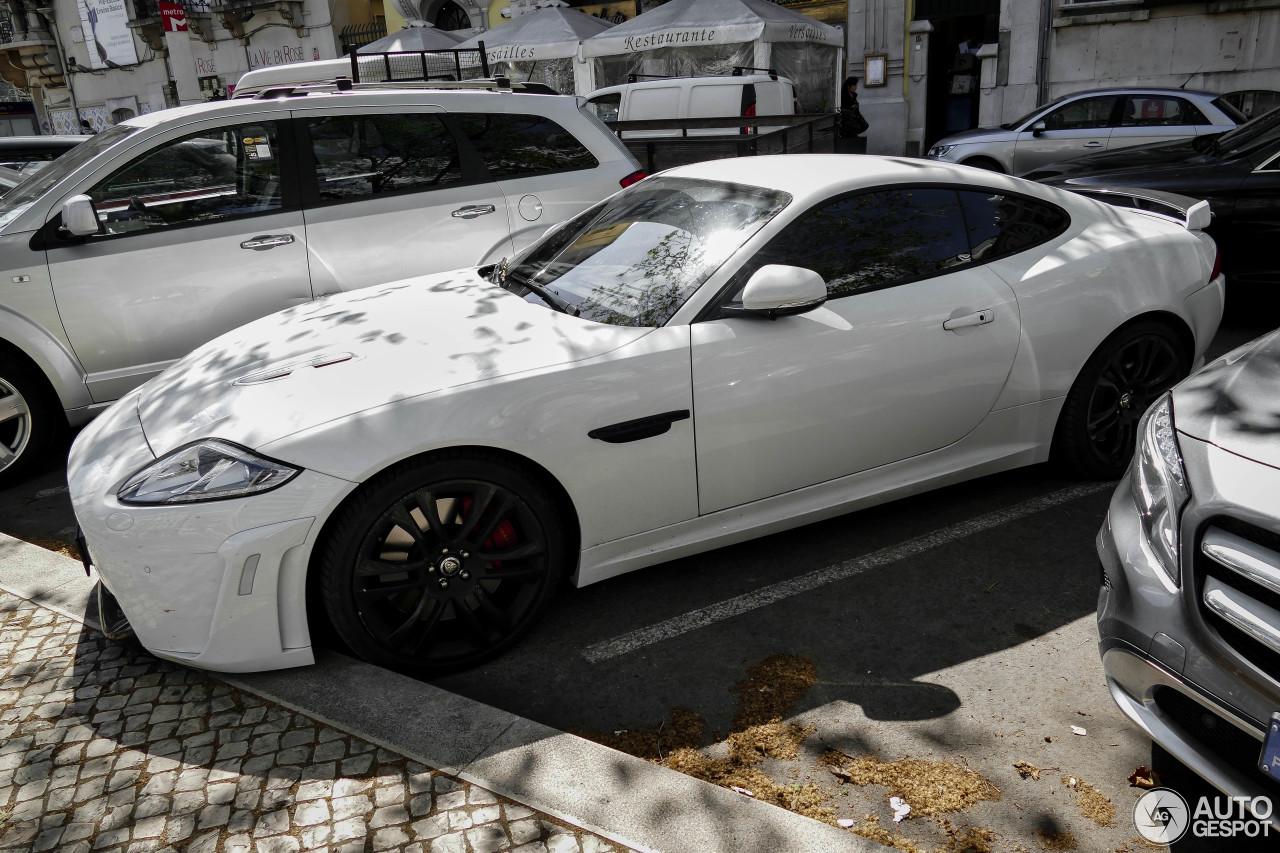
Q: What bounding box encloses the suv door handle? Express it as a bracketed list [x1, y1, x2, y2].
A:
[452, 205, 497, 219]
[240, 234, 295, 250]
[943, 309, 995, 331]
[1083, 141, 1104, 149]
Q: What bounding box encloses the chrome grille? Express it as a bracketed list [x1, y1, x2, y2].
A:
[1198, 521, 1280, 678]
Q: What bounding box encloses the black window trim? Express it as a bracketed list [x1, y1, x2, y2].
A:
[36, 118, 303, 252]
[449, 111, 602, 183]
[694, 181, 1071, 323]
[293, 112, 491, 211]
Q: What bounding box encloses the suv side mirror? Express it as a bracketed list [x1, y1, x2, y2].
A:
[1030, 119, 1047, 137]
[60, 195, 100, 237]
[736, 264, 827, 320]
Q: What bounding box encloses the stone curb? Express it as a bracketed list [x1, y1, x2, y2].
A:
[0, 533, 887, 853]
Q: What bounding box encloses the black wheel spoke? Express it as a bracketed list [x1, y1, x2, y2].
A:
[1087, 407, 1119, 435]
[386, 589, 432, 640]
[357, 556, 427, 579]
[412, 489, 449, 541]
[387, 503, 427, 550]
[455, 589, 510, 643]
[404, 601, 447, 656]
[482, 564, 547, 581]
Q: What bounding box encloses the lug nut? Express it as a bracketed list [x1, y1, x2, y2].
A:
[442, 548, 450, 554]
[460, 571, 470, 580]
[461, 551, 469, 558]
[438, 579, 449, 589]
[428, 566, 436, 573]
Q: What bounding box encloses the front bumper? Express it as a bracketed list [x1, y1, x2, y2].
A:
[67, 392, 356, 672]
[1098, 445, 1280, 822]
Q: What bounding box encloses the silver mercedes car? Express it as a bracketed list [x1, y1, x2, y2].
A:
[1098, 326, 1280, 827]
[926, 87, 1242, 175]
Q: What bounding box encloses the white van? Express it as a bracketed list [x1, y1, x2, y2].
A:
[584, 73, 797, 137]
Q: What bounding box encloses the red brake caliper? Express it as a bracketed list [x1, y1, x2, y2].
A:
[460, 496, 517, 567]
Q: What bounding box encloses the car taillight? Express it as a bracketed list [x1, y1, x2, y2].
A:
[1210, 248, 1221, 282]
[619, 169, 646, 189]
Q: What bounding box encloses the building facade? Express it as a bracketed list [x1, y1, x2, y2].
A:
[849, 0, 1280, 157]
[0, 0, 387, 134]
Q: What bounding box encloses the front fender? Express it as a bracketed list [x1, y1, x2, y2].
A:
[0, 305, 90, 416]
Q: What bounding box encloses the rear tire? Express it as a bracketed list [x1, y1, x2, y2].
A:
[317, 451, 566, 675]
[0, 354, 62, 490]
[1051, 322, 1190, 479]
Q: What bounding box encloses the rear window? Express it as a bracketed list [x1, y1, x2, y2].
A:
[456, 113, 599, 179]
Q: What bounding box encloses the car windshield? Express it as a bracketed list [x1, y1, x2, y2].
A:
[502, 177, 790, 327]
[1205, 105, 1280, 157]
[1000, 94, 1070, 130]
[0, 125, 135, 225]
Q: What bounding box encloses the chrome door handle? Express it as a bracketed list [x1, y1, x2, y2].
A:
[943, 309, 995, 331]
[452, 204, 497, 219]
[1083, 141, 1104, 149]
[240, 234, 295, 250]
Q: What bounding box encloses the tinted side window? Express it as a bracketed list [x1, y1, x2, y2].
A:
[307, 113, 462, 201]
[748, 188, 971, 298]
[1119, 95, 1207, 127]
[1043, 96, 1118, 131]
[959, 191, 1069, 261]
[88, 121, 282, 235]
[457, 113, 598, 178]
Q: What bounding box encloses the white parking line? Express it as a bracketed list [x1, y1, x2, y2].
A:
[582, 482, 1113, 663]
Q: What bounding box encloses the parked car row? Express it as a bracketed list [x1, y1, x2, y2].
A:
[0, 78, 1275, 824]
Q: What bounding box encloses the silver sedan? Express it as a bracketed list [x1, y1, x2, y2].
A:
[926, 87, 1242, 175]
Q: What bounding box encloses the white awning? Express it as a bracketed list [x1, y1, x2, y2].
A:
[580, 0, 840, 59]
[455, 7, 615, 63]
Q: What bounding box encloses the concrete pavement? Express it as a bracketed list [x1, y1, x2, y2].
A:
[0, 532, 887, 853]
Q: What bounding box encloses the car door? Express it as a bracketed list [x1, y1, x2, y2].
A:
[43, 114, 310, 403]
[297, 106, 514, 296]
[1108, 94, 1215, 152]
[452, 111, 628, 254]
[690, 187, 1021, 514]
[1211, 144, 1280, 287]
[1013, 95, 1119, 175]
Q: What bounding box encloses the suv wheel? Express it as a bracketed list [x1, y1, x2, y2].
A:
[0, 354, 61, 488]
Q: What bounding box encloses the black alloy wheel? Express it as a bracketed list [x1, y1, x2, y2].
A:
[1054, 322, 1189, 479]
[319, 453, 564, 674]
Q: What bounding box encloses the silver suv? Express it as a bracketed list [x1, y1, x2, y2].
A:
[0, 85, 642, 485]
[926, 87, 1242, 175]
[1098, 327, 1280, 828]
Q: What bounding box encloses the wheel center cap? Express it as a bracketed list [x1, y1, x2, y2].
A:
[438, 556, 462, 577]
[1119, 391, 1134, 410]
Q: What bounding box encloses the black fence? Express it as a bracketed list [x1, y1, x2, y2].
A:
[606, 113, 839, 172]
[339, 21, 387, 55]
[349, 45, 488, 84]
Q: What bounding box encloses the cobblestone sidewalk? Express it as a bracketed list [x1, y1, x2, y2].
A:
[0, 591, 638, 853]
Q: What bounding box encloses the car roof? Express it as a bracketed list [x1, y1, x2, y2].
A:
[1054, 87, 1222, 100]
[121, 88, 584, 130]
[660, 154, 1038, 201]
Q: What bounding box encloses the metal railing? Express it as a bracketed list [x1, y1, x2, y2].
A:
[340, 20, 387, 55]
[606, 113, 839, 172]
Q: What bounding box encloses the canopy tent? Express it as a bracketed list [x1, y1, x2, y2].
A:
[580, 0, 842, 111]
[358, 20, 465, 54]
[455, 8, 614, 95]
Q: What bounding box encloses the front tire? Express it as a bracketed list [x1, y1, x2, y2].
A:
[1052, 322, 1190, 479]
[0, 354, 61, 489]
[317, 451, 565, 674]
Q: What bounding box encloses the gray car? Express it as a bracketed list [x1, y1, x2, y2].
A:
[927, 87, 1242, 175]
[1097, 326, 1280, 829]
[0, 84, 642, 487]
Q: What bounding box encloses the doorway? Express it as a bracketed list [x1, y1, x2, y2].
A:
[917, 5, 999, 149]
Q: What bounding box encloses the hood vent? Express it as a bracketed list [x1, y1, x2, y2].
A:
[233, 352, 355, 386]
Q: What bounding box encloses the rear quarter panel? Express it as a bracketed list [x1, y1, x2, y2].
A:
[987, 192, 1216, 410]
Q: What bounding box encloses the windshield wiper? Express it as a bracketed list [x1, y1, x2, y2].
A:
[502, 265, 578, 316]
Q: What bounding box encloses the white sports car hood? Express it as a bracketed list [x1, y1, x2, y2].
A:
[1173, 327, 1280, 470]
[137, 270, 653, 455]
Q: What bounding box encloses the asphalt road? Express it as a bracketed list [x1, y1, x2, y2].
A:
[2, 292, 1276, 851]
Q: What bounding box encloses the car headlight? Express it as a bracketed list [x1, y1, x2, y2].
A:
[118, 439, 300, 505]
[927, 144, 956, 158]
[1129, 394, 1190, 585]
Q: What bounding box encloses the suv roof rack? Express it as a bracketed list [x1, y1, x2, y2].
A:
[251, 77, 562, 99]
